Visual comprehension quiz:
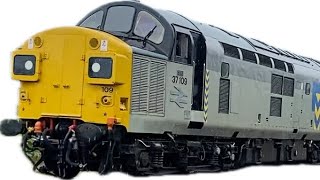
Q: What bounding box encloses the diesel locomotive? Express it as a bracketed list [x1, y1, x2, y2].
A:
[2, 1, 320, 178]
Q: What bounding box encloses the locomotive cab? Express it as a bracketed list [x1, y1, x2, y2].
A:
[8, 1, 210, 136]
[78, 1, 207, 112]
[78, 1, 174, 58]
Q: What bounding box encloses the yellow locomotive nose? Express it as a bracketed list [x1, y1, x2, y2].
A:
[12, 27, 132, 127]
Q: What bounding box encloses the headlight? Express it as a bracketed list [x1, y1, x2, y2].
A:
[13, 55, 36, 75]
[89, 57, 113, 79]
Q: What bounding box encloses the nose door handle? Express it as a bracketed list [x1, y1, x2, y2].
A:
[53, 84, 60, 88]
[63, 85, 70, 89]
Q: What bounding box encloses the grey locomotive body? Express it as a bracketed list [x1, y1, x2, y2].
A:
[88, 1, 320, 170]
[121, 3, 320, 141]
[70, 0, 320, 173]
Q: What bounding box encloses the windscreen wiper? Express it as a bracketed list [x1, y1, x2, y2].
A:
[143, 25, 157, 47]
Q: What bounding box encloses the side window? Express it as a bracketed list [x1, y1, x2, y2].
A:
[221, 62, 230, 78]
[80, 11, 104, 29]
[134, 11, 165, 44]
[286, 63, 295, 74]
[222, 43, 240, 59]
[104, 6, 135, 33]
[305, 83, 311, 95]
[273, 59, 286, 72]
[258, 54, 272, 68]
[242, 49, 257, 64]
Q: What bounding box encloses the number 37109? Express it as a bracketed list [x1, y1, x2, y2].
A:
[172, 76, 187, 85]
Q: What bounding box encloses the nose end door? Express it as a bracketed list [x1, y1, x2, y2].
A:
[59, 35, 86, 117]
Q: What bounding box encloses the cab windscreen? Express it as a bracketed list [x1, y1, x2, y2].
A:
[13, 55, 36, 75]
[88, 57, 113, 79]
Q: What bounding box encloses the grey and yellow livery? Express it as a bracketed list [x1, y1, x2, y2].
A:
[1, 1, 320, 178]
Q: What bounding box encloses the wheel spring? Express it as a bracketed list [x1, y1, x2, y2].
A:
[151, 151, 164, 168]
[209, 155, 220, 166]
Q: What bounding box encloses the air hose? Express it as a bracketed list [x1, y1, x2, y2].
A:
[65, 139, 79, 167]
[98, 141, 115, 174]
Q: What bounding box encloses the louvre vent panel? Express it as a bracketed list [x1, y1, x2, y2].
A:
[149, 62, 165, 115]
[219, 79, 230, 114]
[271, 74, 283, 95]
[270, 97, 282, 117]
[131, 54, 166, 115]
[283, 77, 294, 97]
[131, 56, 149, 113]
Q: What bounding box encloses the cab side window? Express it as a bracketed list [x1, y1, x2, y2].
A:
[79, 10, 104, 29]
[175, 32, 191, 64]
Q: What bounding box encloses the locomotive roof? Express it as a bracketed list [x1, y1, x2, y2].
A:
[156, 9, 319, 66]
[80, 1, 318, 66]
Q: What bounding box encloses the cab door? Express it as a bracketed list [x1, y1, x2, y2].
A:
[166, 26, 194, 121]
[174, 27, 209, 126]
[168, 26, 206, 128]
